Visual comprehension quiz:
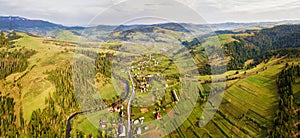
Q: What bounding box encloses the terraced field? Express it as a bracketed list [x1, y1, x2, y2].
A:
[2, 32, 299, 137]
[166, 57, 300, 138]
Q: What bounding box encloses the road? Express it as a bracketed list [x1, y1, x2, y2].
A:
[127, 70, 135, 138]
[66, 110, 91, 138]
[66, 74, 131, 138]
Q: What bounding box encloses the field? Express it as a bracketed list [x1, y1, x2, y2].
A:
[1, 31, 299, 137]
[0, 33, 77, 122]
[166, 57, 300, 137]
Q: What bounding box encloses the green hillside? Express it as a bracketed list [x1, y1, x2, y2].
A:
[0, 24, 300, 137]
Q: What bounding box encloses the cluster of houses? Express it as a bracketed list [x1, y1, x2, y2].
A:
[132, 117, 145, 135]
[97, 54, 183, 137]
[129, 54, 158, 72]
[104, 104, 160, 136]
[99, 116, 150, 136]
[128, 113, 161, 135]
[99, 118, 126, 137]
[99, 118, 127, 137]
[133, 73, 169, 94]
[129, 54, 176, 95]
[109, 105, 125, 117]
[132, 117, 145, 125]
[134, 74, 153, 93]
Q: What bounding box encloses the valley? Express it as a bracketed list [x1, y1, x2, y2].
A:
[0, 19, 299, 137]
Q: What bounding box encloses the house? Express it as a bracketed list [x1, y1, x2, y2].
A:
[101, 121, 107, 128]
[156, 113, 162, 120]
[144, 126, 149, 130]
[140, 87, 146, 93]
[139, 117, 144, 124]
[133, 120, 140, 125]
[118, 125, 126, 137]
[113, 105, 118, 112]
[146, 74, 152, 78]
[197, 121, 202, 127]
[114, 105, 121, 112]
[136, 127, 142, 134]
[120, 111, 125, 117]
[164, 84, 168, 88]
[145, 82, 150, 87]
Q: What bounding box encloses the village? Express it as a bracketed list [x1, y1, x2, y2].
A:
[98, 54, 181, 137]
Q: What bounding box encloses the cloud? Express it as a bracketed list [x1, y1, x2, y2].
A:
[0, 0, 113, 26]
[183, 0, 300, 23]
[0, 0, 299, 25]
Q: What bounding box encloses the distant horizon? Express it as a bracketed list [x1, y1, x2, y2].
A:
[1, 0, 299, 26]
[1, 15, 300, 27]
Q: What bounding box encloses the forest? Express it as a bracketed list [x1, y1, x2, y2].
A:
[0, 31, 35, 79]
[268, 64, 300, 137]
[1, 24, 300, 137]
[0, 95, 19, 136]
[186, 25, 300, 71]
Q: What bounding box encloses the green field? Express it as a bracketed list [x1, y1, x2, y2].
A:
[1, 26, 300, 137]
[165, 57, 300, 138]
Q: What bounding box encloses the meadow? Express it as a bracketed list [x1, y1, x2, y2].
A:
[1, 29, 299, 137]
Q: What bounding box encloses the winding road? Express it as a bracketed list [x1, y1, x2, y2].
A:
[127, 70, 135, 137]
[66, 73, 133, 138]
[66, 110, 91, 138]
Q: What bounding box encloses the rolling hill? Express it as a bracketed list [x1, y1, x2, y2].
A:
[0, 17, 299, 137]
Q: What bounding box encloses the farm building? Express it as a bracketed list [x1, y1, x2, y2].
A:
[171, 90, 179, 102]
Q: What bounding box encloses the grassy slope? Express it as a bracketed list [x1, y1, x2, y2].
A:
[71, 115, 99, 137]
[2, 32, 299, 137]
[3, 33, 122, 136]
[167, 57, 300, 138]
[3, 33, 74, 121]
[68, 34, 299, 137]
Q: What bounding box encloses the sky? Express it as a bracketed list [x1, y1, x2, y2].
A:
[0, 0, 299, 26]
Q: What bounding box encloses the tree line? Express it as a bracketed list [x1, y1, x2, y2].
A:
[0, 48, 35, 79]
[0, 31, 22, 48]
[268, 64, 300, 137]
[0, 33, 115, 137]
[184, 25, 300, 73]
[0, 95, 19, 137]
[0, 31, 35, 79]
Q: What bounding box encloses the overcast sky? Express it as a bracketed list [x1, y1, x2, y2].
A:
[0, 0, 299, 26]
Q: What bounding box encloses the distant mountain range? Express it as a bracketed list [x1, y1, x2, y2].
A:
[1, 16, 300, 39]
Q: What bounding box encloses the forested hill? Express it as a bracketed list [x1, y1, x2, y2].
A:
[186, 24, 300, 71]
[269, 64, 300, 137]
[223, 25, 300, 70]
[245, 25, 300, 51]
[228, 25, 300, 70]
